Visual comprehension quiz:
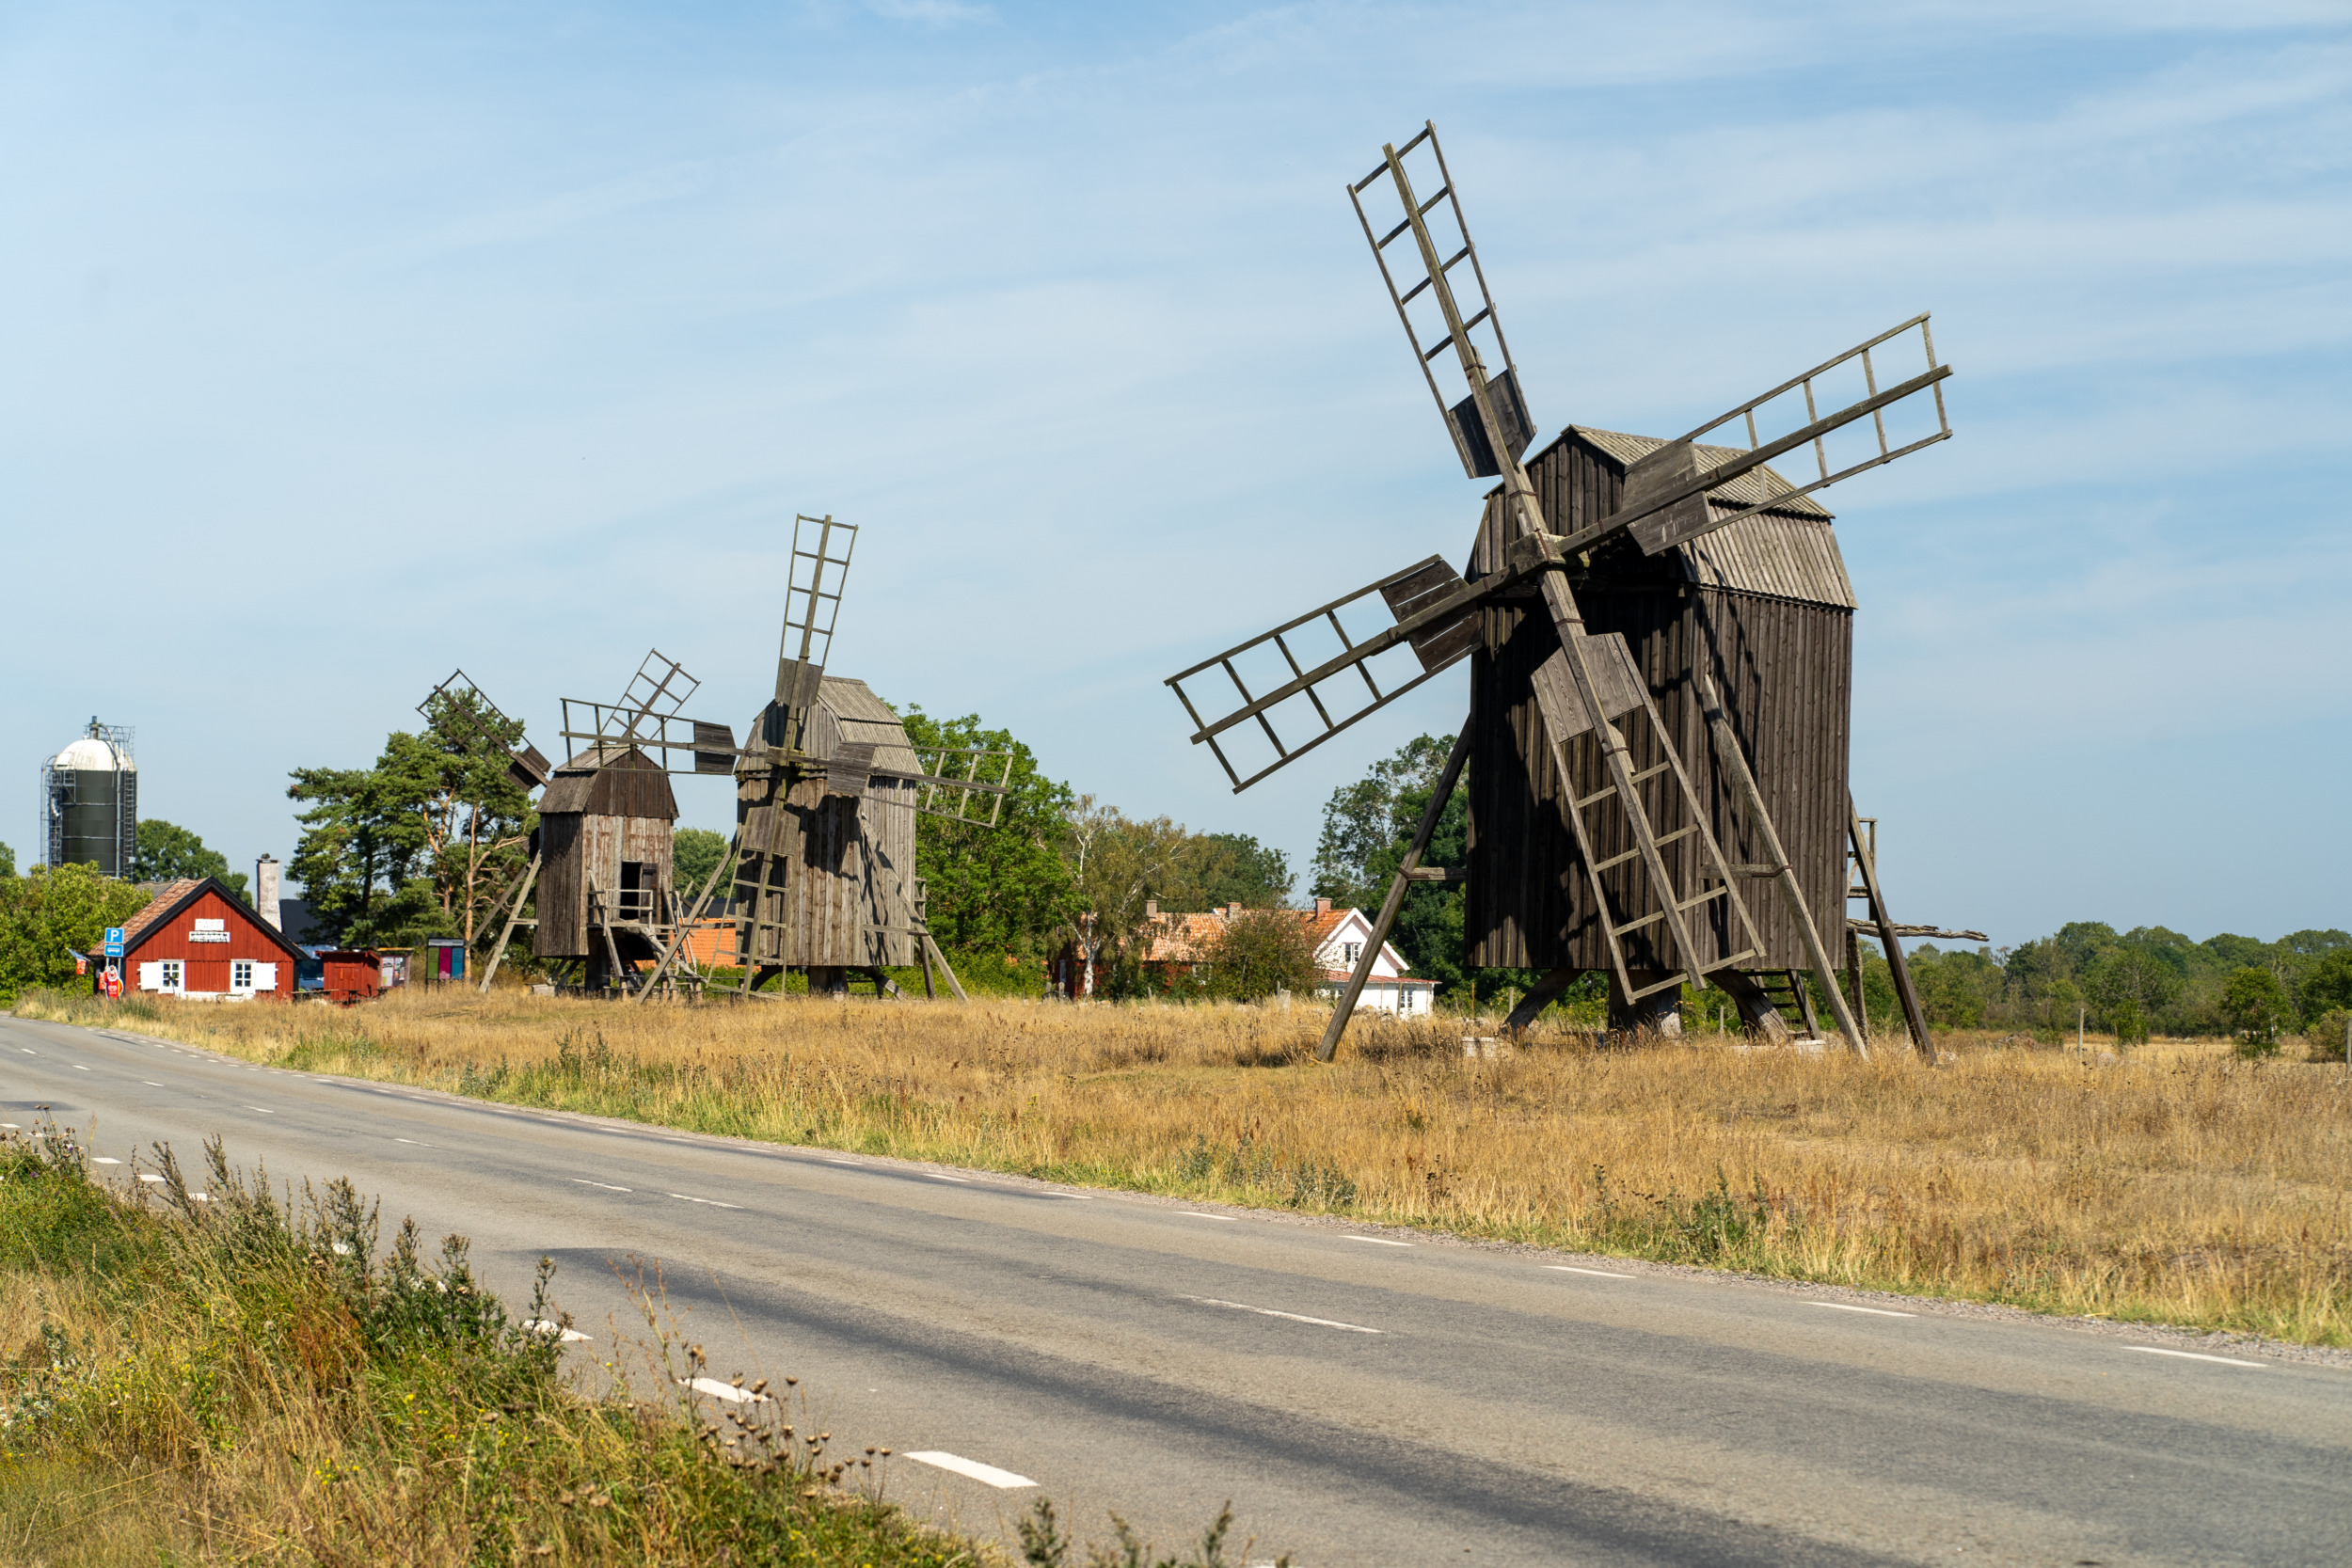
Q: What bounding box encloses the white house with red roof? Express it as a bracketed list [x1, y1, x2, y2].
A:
[1110, 896, 1434, 1015]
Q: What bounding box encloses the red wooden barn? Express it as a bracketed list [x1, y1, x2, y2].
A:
[89, 876, 307, 1002]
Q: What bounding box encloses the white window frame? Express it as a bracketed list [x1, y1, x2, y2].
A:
[232, 959, 255, 990]
[159, 959, 183, 991]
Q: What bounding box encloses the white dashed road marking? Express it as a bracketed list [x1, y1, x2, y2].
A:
[528, 1319, 595, 1343]
[1548, 1266, 1636, 1279]
[249, 1107, 274, 1115]
[1177, 1212, 1236, 1222]
[143, 1082, 162, 1087]
[73, 1065, 91, 1071]
[905, 1451, 1036, 1489]
[928, 1173, 971, 1183]
[2125, 1346, 2265, 1368]
[680, 1376, 770, 1404]
[823, 1158, 863, 1166]
[1809, 1302, 1915, 1318]
[93, 1157, 122, 1165]
[138, 1174, 165, 1183]
[670, 1193, 742, 1210]
[572, 1179, 632, 1193]
[1342, 1235, 1411, 1247]
[1184, 1296, 1382, 1334]
[394, 1137, 432, 1147]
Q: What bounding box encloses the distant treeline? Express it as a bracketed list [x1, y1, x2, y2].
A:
[1854, 923, 2351, 1046]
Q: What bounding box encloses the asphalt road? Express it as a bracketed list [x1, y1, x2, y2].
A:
[6, 1009, 2347, 1567]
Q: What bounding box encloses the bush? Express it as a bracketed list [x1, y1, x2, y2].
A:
[2222, 965, 2287, 1054]
[1202, 909, 1322, 1002]
[2305, 1008, 2351, 1065]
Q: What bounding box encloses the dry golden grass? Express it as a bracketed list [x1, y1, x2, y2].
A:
[27, 987, 2352, 1346]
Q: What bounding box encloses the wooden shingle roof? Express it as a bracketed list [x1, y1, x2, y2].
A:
[1566, 426, 1857, 610]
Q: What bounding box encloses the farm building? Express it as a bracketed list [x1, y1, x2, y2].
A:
[1467, 425, 1855, 986]
[88, 876, 306, 1001]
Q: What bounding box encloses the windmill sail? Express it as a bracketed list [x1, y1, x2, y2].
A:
[1168, 553, 1481, 793]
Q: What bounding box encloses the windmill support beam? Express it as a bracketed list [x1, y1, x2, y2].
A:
[1694, 671, 1865, 1054]
[921, 934, 969, 1003]
[1705, 967, 1795, 1042]
[1850, 799, 1934, 1060]
[1315, 721, 1472, 1063]
[476, 854, 541, 994]
[1502, 964, 1581, 1037]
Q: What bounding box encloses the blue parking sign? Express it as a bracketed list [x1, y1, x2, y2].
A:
[103, 927, 124, 958]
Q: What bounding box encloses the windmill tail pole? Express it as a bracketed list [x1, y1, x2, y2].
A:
[477, 854, 541, 995]
[1315, 721, 1474, 1064]
[1694, 672, 1866, 1057]
[631, 835, 738, 1003]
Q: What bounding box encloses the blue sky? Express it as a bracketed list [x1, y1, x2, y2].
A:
[6, 1, 2347, 948]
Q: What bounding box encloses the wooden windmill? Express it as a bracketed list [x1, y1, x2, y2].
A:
[1168, 121, 1965, 1059]
[506, 515, 1019, 1003]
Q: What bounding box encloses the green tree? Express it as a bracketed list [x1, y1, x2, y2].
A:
[287, 695, 534, 951]
[127, 819, 250, 900]
[287, 760, 436, 947]
[1203, 908, 1321, 1001]
[412, 686, 537, 946]
[2221, 965, 2287, 1054]
[673, 828, 731, 909]
[0, 864, 151, 1005]
[1311, 734, 1454, 912]
[0, 842, 14, 879]
[897, 705, 1075, 958]
[1181, 832, 1294, 911]
[1059, 800, 1194, 996]
[2301, 948, 2352, 1022]
[2084, 942, 2184, 1042]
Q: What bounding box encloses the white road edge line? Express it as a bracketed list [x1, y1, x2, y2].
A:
[822, 1158, 863, 1166]
[1808, 1302, 1915, 1318]
[1184, 1296, 1382, 1334]
[571, 1179, 632, 1193]
[1547, 1266, 1637, 1279]
[928, 1173, 972, 1183]
[2125, 1346, 2265, 1368]
[1341, 1235, 1411, 1247]
[904, 1450, 1037, 1489]
[1176, 1212, 1237, 1222]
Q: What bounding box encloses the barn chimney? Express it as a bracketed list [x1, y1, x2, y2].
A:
[1315, 896, 1331, 915]
[255, 855, 282, 930]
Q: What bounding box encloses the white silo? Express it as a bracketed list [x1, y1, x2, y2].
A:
[40, 720, 137, 877]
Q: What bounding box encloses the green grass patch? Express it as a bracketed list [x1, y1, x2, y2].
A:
[0, 1120, 993, 1565]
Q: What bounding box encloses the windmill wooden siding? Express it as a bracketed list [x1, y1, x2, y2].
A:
[532, 748, 678, 963]
[735, 677, 921, 971]
[1466, 425, 1852, 976]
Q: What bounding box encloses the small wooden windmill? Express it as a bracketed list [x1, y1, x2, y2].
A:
[516, 515, 1020, 1002]
[1168, 122, 1966, 1059]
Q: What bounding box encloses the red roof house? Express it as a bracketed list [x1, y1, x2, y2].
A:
[88, 877, 307, 1002]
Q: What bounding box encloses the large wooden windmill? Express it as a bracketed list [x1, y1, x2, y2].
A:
[1168, 122, 1965, 1059]
[468, 515, 1018, 1002]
